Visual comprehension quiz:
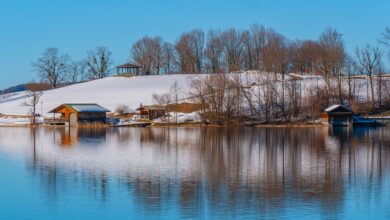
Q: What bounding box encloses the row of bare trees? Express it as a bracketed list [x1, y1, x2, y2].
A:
[146, 26, 390, 124]
[186, 74, 307, 124]
[34, 47, 112, 88]
[185, 72, 390, 125]
[131, 25, 352, 77]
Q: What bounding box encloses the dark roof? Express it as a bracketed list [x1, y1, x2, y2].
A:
[325, 105, 353, 113]
[116, 63, 141, 68]
[48, 103, 111, 113]
[136, 105, 166, 111]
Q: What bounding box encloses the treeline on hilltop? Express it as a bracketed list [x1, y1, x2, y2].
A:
[34, 24, 390, 89]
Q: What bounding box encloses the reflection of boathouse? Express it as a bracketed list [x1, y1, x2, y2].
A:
[323, 105, 353, 126]
[49, 103, 110, 126]
[59, 127, 107, 147]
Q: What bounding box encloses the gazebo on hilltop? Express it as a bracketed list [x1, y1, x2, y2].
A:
[116, 63, 141, 76]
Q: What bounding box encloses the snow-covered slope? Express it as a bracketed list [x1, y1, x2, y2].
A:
[0, 72, 377, 117]
[0, 74, 198, 116]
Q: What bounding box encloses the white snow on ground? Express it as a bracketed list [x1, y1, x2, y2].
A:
[153, 112, 202, 123]
[0, 72, 384, 120]
[0, 117, 30, 125]
[0, 72, 272, 117]
[0, 116, 43, 125]
[0, 74, 200, 117]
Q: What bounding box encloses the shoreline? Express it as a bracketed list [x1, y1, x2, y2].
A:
[0, 122, 327, 128]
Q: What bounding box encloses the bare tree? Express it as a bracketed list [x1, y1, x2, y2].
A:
[204, 30, 223, 73]
[379, 27, 390, 62]
[169, 80, 183, 123]
[241, 30, 255, 70]
[220, 28, 243, 72]
[22, 83, 44, 125]
[152, 38, 163, 75]
[343, 56, 358, 104]
[153, 93, 171, 106]
[355, 44, 383, 109]
[162, 42, 176, 74]
[286, 80, 302, 119]
[86, 47, 112, 79]
[33, 48, 69, 88]
[262, 29, 287, 78]
[318, 28, 346, 104]
[250, 24, 267, 70]
[152, 92, 171, 122]
[175, 34, 192, 74]
[175, 29, 205, 74]
[66, 61, 86, 84]
[132, 37, 155, 75]
[131, 36, 173, 75]
[115, 105, 130, 114]
[289, 40, 322, 74]
[379, 27, 390, 47]
[190, 29, 205, 73]
[188, 74, 244, 124]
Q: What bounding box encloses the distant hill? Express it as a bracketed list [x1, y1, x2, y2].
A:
[0, 84, 28, 95]
[0, 82, 72, 95]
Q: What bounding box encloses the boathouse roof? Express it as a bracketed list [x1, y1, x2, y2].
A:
[325, 105, 353, 113]
[48, 103, 111, 113]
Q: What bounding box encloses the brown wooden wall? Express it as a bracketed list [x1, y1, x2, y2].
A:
[55, 106, 78, 121]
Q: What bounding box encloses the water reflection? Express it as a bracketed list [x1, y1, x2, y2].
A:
[0, 126, 390, 219]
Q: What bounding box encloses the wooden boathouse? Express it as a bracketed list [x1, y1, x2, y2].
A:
[136, 104, 166, 120]
[48, 103, 110, 126]
[323, 105, 354, 126]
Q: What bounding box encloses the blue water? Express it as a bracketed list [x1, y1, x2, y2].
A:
[0, 127, 389, 219]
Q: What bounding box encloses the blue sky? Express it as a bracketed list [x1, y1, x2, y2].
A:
[0, 0, 389, 89]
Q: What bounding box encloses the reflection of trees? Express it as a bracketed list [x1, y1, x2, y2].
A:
[22, 126, 390, 218]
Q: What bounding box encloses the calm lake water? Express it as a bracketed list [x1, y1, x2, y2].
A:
[0, 126, 389, 220]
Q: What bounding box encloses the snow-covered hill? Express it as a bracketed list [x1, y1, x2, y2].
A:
[0, 74, 199, 116]
[0, 72, 377, 118]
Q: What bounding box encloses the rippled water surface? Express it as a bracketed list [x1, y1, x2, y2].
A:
[0, 126, 389, 219]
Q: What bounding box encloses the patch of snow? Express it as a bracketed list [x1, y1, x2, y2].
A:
[0, 116, 43, 125]
[153, 112, 201, 123]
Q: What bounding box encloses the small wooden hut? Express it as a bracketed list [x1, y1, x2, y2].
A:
[116, 63, 141, 76]
[323, 105, 353, 126]
[136, 104, 166, 120]
[48, 103, 110, 126]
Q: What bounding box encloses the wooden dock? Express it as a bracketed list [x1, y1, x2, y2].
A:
[44, 118, 67, 125]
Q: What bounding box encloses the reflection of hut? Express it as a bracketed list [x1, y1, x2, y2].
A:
[136, 104, 166, 120]
[116, 63, 141, 76]
[323, 105, 353, 126]
[49, 103, 110, 126]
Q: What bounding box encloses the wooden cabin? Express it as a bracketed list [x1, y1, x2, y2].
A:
[48, 103, 110, 126]
[116, 63, 141, 76]
[136, 104, 166, 120]
[324, 105, 353, 126]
